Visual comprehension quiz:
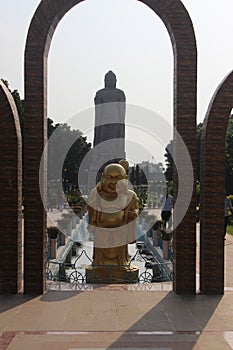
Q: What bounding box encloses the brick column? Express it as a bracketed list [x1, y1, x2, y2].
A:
[143, 0, 197, 294]
[0, 80, 22, 293]
[200, 71, 233, 294]
[24, 0, 83, 294]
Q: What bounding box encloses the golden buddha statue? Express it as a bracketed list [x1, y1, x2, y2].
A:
[86, 161, 139, 283]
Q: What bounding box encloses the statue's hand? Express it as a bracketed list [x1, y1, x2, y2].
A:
[127, 209, 138, 220]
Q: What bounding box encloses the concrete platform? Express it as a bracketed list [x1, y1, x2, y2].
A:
[1, 230, 233, 349]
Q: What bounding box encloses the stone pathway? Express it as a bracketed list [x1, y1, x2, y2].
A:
[1, 224, 233, 349]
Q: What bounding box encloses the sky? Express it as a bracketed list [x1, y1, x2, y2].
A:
[1, 0, 233, 164]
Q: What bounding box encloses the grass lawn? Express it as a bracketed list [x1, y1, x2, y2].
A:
[227, 225, 233, 236]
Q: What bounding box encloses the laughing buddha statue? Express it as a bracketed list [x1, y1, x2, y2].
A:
[86, 160, 139, 283]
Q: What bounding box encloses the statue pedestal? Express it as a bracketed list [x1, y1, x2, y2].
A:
[86, 264, 139, 284]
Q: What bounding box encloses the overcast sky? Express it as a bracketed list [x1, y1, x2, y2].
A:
[1, 0, 233, 164]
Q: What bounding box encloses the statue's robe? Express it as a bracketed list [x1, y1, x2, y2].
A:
[87, 185, 138, 268]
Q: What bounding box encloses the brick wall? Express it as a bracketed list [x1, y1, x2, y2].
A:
[0, 80, 22, 293]
[200, 72, 233, 294]
[145, 0, 197, 293]
[24, 0, 84, 294]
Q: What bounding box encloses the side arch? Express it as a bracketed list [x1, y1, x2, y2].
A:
[24, 0, 197, 294]
[0, 80, 22, 293]
[200, 70, 233, 294]
[141, 0, 197, 294]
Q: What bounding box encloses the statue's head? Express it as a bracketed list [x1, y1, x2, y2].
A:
[119, 159, 129, 174]
[101, 163, 128, 193]
[104, 70, 117, 89]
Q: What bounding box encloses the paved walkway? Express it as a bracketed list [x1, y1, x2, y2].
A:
[1, 229, 233, 349]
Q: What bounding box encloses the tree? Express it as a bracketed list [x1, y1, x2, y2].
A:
[135, 164, 140, 185]
[63, 133, 91, 186]
[48, 117, 59, 138]
[1, 79, 24, 131]
[129, 163, 148, 186]
[141, 164, 148, 185]
[129, 165, 135, 185]
[164, 140, 173, 181]
[164, 118, 233, 195]
[2, 79, 92, 192]
[47, 122, 91, 188]
[164, 123, 206, 183]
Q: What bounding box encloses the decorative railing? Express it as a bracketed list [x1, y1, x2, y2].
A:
[46, 247, 173, 288]
[46, 214, 173, 290]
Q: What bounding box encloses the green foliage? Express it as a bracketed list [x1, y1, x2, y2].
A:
[133, 188, 146, 211]
[65, 192, 86, 206]
[12, 89, 24, 130]
[140, 166, 148, 185]
[228, 194, 233, 205]
[129, 166, 135, 185]
[2, 79, 92, 191]
[47, 119, 91, 187]
[130, 164, 148, 186]
[48, 117, 59, 138]
[227, 224, 233, 235]
[164, 117, 233, 194]
[1, 79, 24, 131]
[164, 140, 173, 181]
[147, 193, 158, 207]
[135, 164, 140, 185]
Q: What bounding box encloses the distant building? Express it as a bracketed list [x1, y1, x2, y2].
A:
[136, 161, 164, 183]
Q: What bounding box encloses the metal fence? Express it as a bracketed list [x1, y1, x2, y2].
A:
[46, 246, 173, 291]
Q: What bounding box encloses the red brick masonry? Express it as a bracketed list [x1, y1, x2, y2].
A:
[0, 80, 22, 293]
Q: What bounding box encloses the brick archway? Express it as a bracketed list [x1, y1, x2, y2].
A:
[0, 80, 22, 293]
[24, 0, 197, 294]
[200, 70, 233, 294]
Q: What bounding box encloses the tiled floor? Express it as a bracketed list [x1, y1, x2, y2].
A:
[1, 231, 233, 349]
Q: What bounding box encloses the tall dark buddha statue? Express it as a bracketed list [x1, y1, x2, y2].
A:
[88, 71, 126, 189]
[93, 70, 126, 150]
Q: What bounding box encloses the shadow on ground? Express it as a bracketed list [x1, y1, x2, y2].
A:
[108, 291, 222, 350]
[0, 295, 35, 313]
